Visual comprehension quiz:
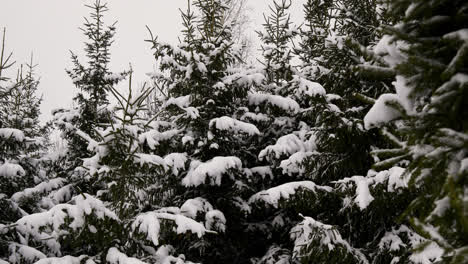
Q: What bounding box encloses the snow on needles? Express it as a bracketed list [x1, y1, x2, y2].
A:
[34, 255, 87, 264]
[180, 197, 214, 219]
[364, 94, 402, 130]
[0, 162, 25, 179]
[182, 157, 242, 187]
[291, 216, 369, 264]
[364, 76, 414, 130]
[11, 178, 66, 203]
[15, 194, 118, 254]
[164, 153, 188, 176]
[248, 93, 300, 113]
[107, 248, 147, 264]
[0, 128, 25, 142]
[259, 134, 316, 161]
[335, 167, 407, 210]
[291, 75, 326, 97]
[249, 181, 332, 208]
[209, 116, 260, 136]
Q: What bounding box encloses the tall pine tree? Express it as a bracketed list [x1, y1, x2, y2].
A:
[53, 0, 126, 192]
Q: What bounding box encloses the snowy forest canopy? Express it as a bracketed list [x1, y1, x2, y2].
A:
[0, 0, 467, 264]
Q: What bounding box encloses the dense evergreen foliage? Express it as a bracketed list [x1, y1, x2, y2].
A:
[0, 0, 466, 263]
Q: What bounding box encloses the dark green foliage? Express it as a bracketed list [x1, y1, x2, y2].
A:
[0, 31, 44, 207]
[146, 1, 269, 262]
[381, 0, 468, 261]
[258, 0, 297, 91]
[1, 0, 467, 263]
[55, 0, 127, 184]
[299, 0, 394, 183]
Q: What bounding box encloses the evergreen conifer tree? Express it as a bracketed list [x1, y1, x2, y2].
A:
[2, 68, 215, 263]
[53, 0, 126, 191]
[244, 2, 337, 263]
[0, 30, 52, 263]
[0, 29, 32, 225]
[2, 0, 466, 263]
[0, 34, 45, 211]
[362, 0, 468, 262]
[145, 0, 273, 262]
[296, 0, 391, 183]
[248, 1, 420, 263]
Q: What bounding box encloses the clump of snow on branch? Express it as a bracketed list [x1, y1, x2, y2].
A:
[334, 167, 407, 210]
[291, 75, 326, 97]
[249, 181, 332, 208]
[209, 116, 260, 136]
[259, 133, 316, 161]
[14, 194, 118, 254]
[164, 153, 188, 176]
[248, 93, 300, 113]
[0, 162, 25, 179]
[107, 247, 147, 264]
[182, 156, 242, 186]
[291, 216, 369, 263]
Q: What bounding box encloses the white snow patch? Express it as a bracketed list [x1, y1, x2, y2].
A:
[139, 129, 179, 150]
[259, 134, 316, 161]
[0, 128, 25, 142]
[205, 210, 226, 232]
[8, 243, 47, 263]
[164, 153, 188, 176]
[248, 93, 300, 113]
[244, 166, 273, 180]
[349, 176, 374, 210]
[444, 29, 468, 41]
[182, 157, 242, 187]
[107, 247, 147, 264]
[0, 162, 25, 179]
[409, 242, 443, 264]
[292, 75, 326, 97]
[209, 116, 260, 136]
[291, 216, 369, 263]
[156, 212, 210, 237]
[249, 181, 332, 208]
[35, 256, 87, 264]
[131, 212, 161, 246]
[180, 197, 214, 219]
[280, 151, 316, 176]
[11, 178, 66, 202]
[15, 194, 118, 254]
[134, 153, 166, 168]
[378, 231, 404, 252]
[364, 94, 402, 129]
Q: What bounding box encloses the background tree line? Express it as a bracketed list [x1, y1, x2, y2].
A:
[0, 0, 466, 263]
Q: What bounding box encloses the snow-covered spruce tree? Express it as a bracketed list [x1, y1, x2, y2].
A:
[1, 59, 49, 203]
[362, 0, 468, 262]
[1, 75, 217, 263]
[288, 2, 425, 263]
[304, 1, 419, 262]
[146, 0, 274, 262]
[0, 36, 46, 207]
[296, 0, 393, 183]
[74, 74, 166, 219]
[1, 60, 44, 141]
[0, 29, 31, 226]
[53, 0, 126, 192]
[0, 31, 51, 263]
[246, 2, 422, 263]
[0, 73, 37, 192]
[243, 1, 346, 263]
[257, 0, 297, 95]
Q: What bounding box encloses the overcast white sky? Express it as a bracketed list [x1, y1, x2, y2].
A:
[0, 0, 306, 122]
